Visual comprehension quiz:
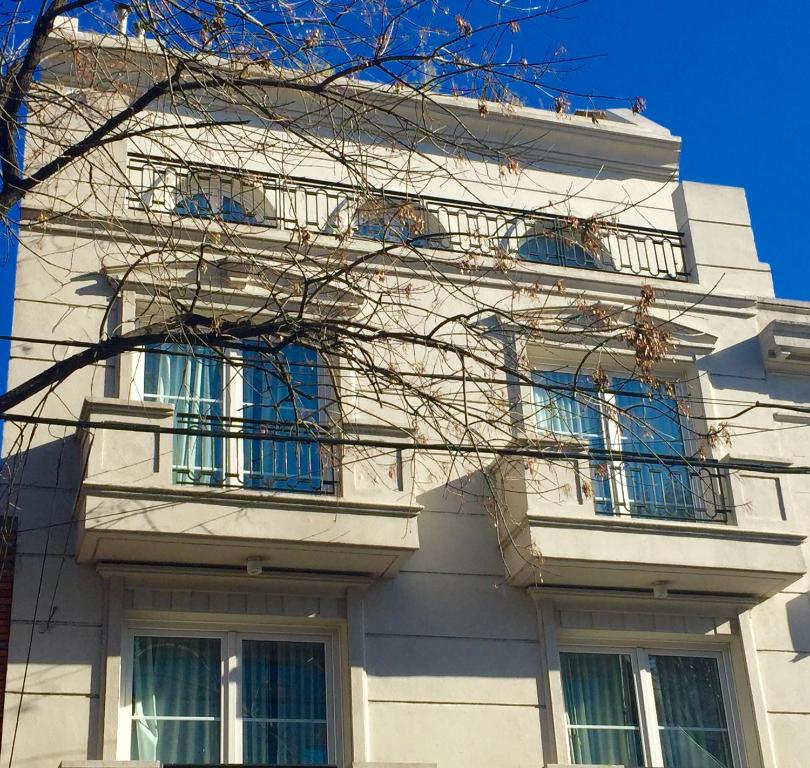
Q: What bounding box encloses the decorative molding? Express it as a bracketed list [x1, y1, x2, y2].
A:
[82, 481, 422, 518]
[528, 585, 757, 614]
[96, 563, 372, 596]
[760, 319, 810, 373]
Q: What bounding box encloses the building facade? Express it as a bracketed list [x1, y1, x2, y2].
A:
[2, 17, 810, 768]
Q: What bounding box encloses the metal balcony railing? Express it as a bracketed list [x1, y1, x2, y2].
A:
[171, 412, 337, 495]
[128, 154, 689, 281]
[167, 765, 337, 768]
[589, 455, 731, 523]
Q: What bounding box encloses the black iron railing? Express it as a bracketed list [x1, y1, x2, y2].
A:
[167, 765, 337, 768]
[129, 154, 689, 281]
[170, 412, 337, 495]
[588, 455, 731, 523]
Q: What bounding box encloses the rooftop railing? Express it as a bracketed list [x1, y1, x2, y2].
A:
[128, 154, 689, 281]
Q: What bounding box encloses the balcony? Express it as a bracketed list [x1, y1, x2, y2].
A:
[489, 441, 807, 599]
[74, 398, 421, 577]
[128, 154, 689, 281]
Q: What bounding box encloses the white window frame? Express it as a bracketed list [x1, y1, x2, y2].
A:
[530, 369, 713, 520]
[130, 341, 336, 492]
[558, 643, 745, 768]
[118, 623, 340, 764]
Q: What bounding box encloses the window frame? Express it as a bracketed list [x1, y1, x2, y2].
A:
[118, 623, 340, 764]
[530, 368, 713, 521]
[130, 341, 337, 493]
[558, 643, 744, 768]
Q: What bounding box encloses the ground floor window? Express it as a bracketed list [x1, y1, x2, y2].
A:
[124, 630, 334, 765]
[560, 648, 736, 768]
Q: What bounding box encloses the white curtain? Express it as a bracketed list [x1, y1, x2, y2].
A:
[241, 639, 328, 765]
[145, 344, 224, 484]
[131, 636, 221, 763]
[533, 372, 613, 513]
[560, 652, 643, 767]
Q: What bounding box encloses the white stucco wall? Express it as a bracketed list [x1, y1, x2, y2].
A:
[1, 43, 809, 768]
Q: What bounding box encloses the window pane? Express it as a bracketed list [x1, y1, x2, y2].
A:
[533, 372, 603, 439]
[560, 652, 643, 767]
[355, 202, 424, 244]
[144, 344, 224, 485]
[650, 655, 733, 768]
[518, 228, 595, 269]
[131, 636, 221, 762]
[614, 378, 695, 520]
[131, 719, 220, 764]
[241, 343, 324, 491]
[533, 372, 613, 513]
[568, 728, 645, 768]
[244, 722, 328, 765]
[242, 639, 328, 765]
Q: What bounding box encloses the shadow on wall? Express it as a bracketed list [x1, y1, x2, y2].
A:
[786, 592, 810, 661]
[0, 433, 102, 760]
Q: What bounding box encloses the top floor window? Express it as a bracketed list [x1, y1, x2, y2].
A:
[518, 224, 598, 270]
[172, 170, 264, 224]
[532, 371, 727, 522]
[353, 199, 435, 246]
[142, 341, 333, 493]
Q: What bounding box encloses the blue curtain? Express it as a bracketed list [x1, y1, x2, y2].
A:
[241, 342, 323, 491]
[241, 639, 328, 765]
[650, 655, 732, 768]
[130, 636, 221, 763]
[560, 652, 643, 767]
[613, 378, 694, 519]
[144, 344, 224, 484]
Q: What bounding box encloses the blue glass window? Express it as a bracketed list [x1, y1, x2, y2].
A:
[242, 639, 328, 764]
[175, 189, 257, 224]
[241, 343, 324, 492]
[143, 342, 327, 492]
[533, 372, 695, 519]
[518, 228, 596, 269]
[355, 202, 431, 246]
[533, 371, 613, 514]
[614, 379, 695, 520]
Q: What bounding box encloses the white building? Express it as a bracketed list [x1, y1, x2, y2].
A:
[2, 17, 810, 768]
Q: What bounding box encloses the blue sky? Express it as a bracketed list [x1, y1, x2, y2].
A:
[1, 0, 808, 394]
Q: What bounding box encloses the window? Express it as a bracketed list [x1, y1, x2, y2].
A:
[354, 199, 432, 246]
[532, 371, 726, 521]
[141, 341, 333, 493]
[560, 649, 737, 768]
[174, 171, 262, 224]
[518, 224, 598, 269]
[124, 630, 335, 765]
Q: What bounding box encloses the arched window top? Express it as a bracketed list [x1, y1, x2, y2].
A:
[351, 198, 442, 247]
[517, 223, 601, 270]
[174, 170, 271, 225]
